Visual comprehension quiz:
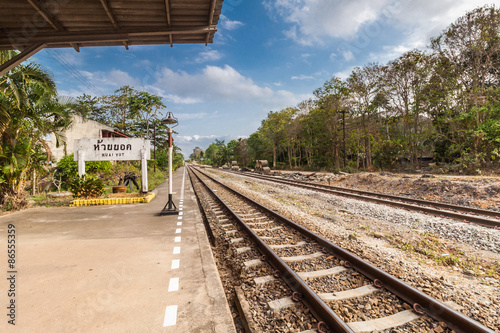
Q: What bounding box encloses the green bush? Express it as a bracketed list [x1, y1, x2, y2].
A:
[69, 175, 105, 199]
[56, 154, 78, 180]
[56, 154, 112, 185]
[87, 160, 112, 173]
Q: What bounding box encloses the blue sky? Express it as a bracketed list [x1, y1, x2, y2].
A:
[32, 0, 500, 156]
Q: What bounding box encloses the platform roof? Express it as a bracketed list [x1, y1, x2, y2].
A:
[0, 0, 224, 75]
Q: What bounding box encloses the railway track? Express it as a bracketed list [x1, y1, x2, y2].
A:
[188, 165, 495, 333]
[217, 168, 500, 229]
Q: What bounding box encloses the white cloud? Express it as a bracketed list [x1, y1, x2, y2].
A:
[137, 59, 153, 67]
[152, 65, 274, 103]
[177, 134, 217, 142]
[195, 50, 223, 63]
[342, 50, 355, 61]
[265, 0, 389, 45]
[220, 14, 244, 30]
[264, 0, 495, 50]
[291, 74, 314, 80]
[176, 112, 220, 120]
[175, 134, 220, 154]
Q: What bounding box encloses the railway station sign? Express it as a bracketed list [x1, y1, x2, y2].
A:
[74, 138, 151, 192]
[74, 138, 151, 161]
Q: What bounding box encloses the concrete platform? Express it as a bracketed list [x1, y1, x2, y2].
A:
[0, 166, 235, 333]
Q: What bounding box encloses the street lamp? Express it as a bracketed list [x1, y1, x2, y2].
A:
[160, 112, 179, 216]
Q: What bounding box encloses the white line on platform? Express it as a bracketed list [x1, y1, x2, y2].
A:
[168, 277, 179, 292]
[178, 216, 182, 220]
[180, 167, 186, 200]
[174, 236, 181, 242]
[173, 247, 181, 254]
[171, 259, 180, 269]
[179, 208, 183, 211]
[175, 228, 182, 234]
[177, 222, 182, 226]
[179, 212, 183, 216]
[163, 305, 178, 327]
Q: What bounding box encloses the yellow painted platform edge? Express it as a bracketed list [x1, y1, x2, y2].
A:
[70, 192, 155, 207]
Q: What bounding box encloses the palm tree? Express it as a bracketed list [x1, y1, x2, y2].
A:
[0, 51, 71, 207]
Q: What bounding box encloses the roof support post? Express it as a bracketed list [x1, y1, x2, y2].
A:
[0, 43, 45, 76]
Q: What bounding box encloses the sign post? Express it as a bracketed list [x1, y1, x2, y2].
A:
[74, 138, 151, 192]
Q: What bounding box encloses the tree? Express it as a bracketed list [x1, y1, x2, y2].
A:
[431, 5, 500, 168]
[100, 85, 138, 134]
[386, 51, 433, 168]
[73, 94, 106, 123]
[347, 64, 384, 169]
[128, 91, 165, 139]
[315, 77, 350, 169]
[260, 111, 288, 167]
[234, 138, 250, 167]
[0, 53, 71, 207]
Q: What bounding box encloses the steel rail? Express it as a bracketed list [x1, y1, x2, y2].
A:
[188, 166, 354, 332]
[193, 166, 495, 333]
[221, 169, 500, 229]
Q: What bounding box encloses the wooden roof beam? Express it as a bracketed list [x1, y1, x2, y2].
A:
[164, 0, 171, 27]
[98, 0, 127, 49]
[26, 0, 64, 30]
[98, 0, 120, 29]
[206, 0, 217, 46]
[0, 43, 45, 76]
[208, 0, 217, 25]
[0, 26, 218, 45]
[26, 0, 79, 52]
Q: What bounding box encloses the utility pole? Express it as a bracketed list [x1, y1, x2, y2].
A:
[340, 110, 347, 169]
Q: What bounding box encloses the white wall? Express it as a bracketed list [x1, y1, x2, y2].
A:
[47, 114, 115, 162]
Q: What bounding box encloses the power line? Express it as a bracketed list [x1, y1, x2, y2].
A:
[46, 49, 105, 97]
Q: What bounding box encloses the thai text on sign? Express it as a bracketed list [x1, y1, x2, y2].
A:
[74, 138, 151, 161]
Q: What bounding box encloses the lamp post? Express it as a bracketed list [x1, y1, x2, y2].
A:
[160, 112, 179, 216]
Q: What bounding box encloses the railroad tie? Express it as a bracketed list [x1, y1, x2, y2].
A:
[268, 297, 296, 312]
[236, 247, 251, 254]
[253, 226, 282, 232]
[242, 216, 267, 222]
[318, 284, 378, 301]
[231, 238, 244, 243]
[254, 275, 276, 285]
[346, 299, 465, 332]
[246, 221, 270, 226]
[244, 259, 264, 269]
[281, 252, 324, 262]
[269, 241, 307, 249]
[347, 310, 421, 333]
[297, 266, 347, 280]
[225, 230, 237, 236]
